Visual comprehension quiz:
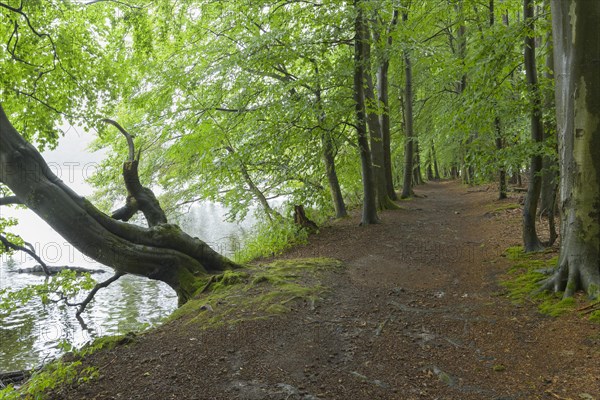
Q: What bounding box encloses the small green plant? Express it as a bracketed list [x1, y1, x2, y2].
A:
[0, 333, 134, 399]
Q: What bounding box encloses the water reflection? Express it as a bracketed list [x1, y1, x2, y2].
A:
[0, 202, 254, 373]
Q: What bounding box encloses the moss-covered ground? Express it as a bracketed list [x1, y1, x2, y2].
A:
[169, 258, 343, 328]
[500, 246, 600, 321]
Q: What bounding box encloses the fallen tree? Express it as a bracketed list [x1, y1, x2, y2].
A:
[0, 104, 240, 305]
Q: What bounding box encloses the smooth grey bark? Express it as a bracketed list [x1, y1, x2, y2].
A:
[542, 0, 600, 298]
[522, 0, 544, 252]
[400, 9, 414, 199]
[0, 105, 239, 305]
[539, 3, 558, 219]
[354, 0, 379, 225]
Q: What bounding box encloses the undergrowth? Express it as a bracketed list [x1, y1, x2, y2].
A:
[169, 258, 343, 329]
[501, 246, 599, 322]
[234, 219, 311, 263]
[0, 333, 135, 399]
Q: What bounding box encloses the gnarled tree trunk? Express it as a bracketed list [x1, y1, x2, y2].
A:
[0, 105, 239, 305]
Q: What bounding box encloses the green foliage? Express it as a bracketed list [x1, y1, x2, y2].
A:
[0, 332, 132, 399]
[0, 270, 96, 316]
[234, 219, 311, 264]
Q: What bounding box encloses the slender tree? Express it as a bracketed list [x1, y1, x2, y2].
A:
[400, 8, 415, 199]
[522, 0, 544, 252]
[354, 0, 379, 224]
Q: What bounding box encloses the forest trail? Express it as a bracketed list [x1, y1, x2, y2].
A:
[53, 181, 599, 400]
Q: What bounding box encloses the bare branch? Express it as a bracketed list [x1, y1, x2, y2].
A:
[75, 272, 125, 317]
[102, 119, 135, 161]
[0, 234, 51, 276]
[82, 0, 143, 8]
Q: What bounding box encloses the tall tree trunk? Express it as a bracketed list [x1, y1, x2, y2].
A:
[354, 0, 379, 225]
[413, 139, 423, 185]
[431, 142, 441, 180]
[522, 0, 544, 252]
[495, 117, 508, 199]
[0, 106, 239, 305]
[377, 10, 399, 201]
[400, 9, 414, 199]
[363, 34, 392, 210]
[543, 0, 600, 298]
[539, 1, 558, 219]
[490, 0, 507, 200]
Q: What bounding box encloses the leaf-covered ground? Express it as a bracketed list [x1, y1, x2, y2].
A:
[48, 181, 599, 399]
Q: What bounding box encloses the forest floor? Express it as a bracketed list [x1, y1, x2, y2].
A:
[50, 181, 599, 400]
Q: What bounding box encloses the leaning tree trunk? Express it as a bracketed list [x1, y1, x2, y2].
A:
[542, 0, 600, 298]
[521, 0, 544, 252]
[0, 105, 239, 305]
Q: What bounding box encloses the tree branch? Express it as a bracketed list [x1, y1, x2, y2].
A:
[0, 234, 51, 276]
[103, 119, 135, 161]
[75, 272, 125, 317]
[0, 195, 21, 205]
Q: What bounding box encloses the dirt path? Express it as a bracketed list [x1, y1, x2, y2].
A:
[53, 181, 599, 400]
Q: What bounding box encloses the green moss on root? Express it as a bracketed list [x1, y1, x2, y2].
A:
[168, 258, 343, 328]
[501, 247, 599, 322]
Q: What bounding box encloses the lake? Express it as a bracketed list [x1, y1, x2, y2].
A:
[0, 128, 256, 372]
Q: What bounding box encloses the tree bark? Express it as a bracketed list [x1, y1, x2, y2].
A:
[521, 0, 544, 252]
[400, 9, 414, 199]
[431, 142, 441, 180]
[542, 0, 600, 298]
[490, 0, 507, 200]
[314, 67, 347, 218]
[495, 117, 507, 199]
[354, 0, 379, 225]
[320, 131, 347, 218]
[0, 105, 239, 305]
[377, 9, 399, 201]
[538, 2, 558, 219]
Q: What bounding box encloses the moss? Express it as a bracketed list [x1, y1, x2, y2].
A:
[501, 246, 600, 323]
[505, 246, 526, 261]
[589, 310, 600, 323]
[168, 258, 343, 329]
[487, 203, 520, 214]
[539, 297, 576, 316]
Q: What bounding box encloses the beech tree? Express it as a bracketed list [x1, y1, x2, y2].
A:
[542, 0, 600, 298]
[0, 105, 239, 305]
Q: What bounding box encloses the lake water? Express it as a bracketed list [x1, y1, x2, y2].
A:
[0, 128, 256, 372]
